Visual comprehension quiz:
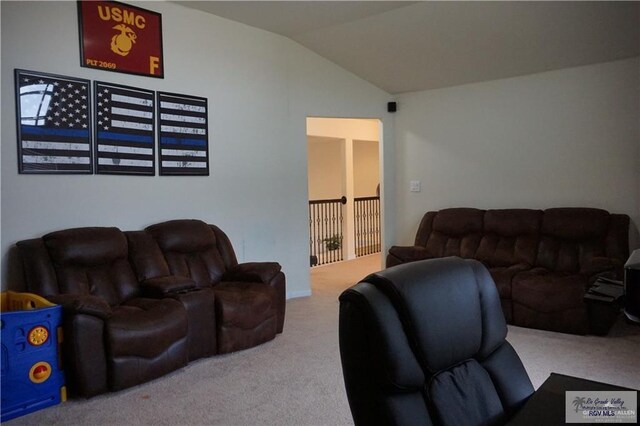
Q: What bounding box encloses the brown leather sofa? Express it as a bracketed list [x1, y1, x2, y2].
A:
[387, 208, 629, 335]
[137, 219, 285, 353]
[16, 220, 285, 398]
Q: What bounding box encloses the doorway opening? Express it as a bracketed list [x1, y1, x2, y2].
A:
[306, 117, 383, 268]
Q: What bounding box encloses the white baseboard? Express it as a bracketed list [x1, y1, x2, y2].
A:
[286, 289, 312, 299]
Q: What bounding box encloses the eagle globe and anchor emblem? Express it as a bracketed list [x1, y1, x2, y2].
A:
[108, 22, 138, 167]
[110, 24, 136, 57]
[88, 4, 161, 75]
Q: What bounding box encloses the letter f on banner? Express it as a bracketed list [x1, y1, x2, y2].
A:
[150, 56, 159, 75]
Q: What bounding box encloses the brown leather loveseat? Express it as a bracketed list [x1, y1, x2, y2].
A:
[16, 219, 285, 398]
[387, 208, 629, 335]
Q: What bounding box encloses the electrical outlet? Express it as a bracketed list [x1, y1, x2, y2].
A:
[410, 180, 421, 192]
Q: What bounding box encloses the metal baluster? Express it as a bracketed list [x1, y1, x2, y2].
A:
[357, 198, 361, 257]
[315, 203, 320, 264]
[308, 198, 353, 266]
[309, 203, 313, 265]
[360, 198, 364, 256]
[338, 201, 342, 262]
[364, 198, 368, 256]
[354, 199, 358, 257]
[332, 201, 336, 262]
[356, 199, 360, 257]
[376, 197, 380, 252]
[364, 198, 369, 255]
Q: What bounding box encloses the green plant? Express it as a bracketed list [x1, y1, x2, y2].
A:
[323, 234, 342, 251]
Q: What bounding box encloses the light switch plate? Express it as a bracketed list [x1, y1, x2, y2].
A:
[410, 180, 421, 192]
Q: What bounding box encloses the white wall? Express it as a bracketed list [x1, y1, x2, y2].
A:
[0, 1, 395, 297]
[307, 117, 380, 141]
[307, 118, 381, 200]
[353, 140, 380, 197]
[394, 58, 640, 248]
[307, 136, 343, 200]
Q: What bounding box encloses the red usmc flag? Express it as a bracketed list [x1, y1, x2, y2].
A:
[78, 1, 164, 78]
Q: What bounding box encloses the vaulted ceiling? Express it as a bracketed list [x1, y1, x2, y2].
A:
[179, 1, 640, 94]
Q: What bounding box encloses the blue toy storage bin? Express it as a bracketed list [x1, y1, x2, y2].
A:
[1, 291, 66, 422]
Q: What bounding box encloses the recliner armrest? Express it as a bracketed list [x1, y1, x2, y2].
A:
[222, 262, 282, 284]
[140, 276, 197, 297]
[45, 294, 113, 319]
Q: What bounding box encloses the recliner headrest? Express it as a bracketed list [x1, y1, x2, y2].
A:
[363, 257, 507, 372]
[484, 209, 542, 236]
[542, 208, 610, 240]
[146, 219, 216, 253]
[432, 208, 484, 236]
[44, 227, 127, 266]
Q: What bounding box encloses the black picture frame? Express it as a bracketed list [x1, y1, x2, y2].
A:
[94, 81, 156, 175]
[15, 69, 93, 174]
[157, 91, 209, 176]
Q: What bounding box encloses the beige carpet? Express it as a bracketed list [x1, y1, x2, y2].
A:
[7, 254, 640, 425]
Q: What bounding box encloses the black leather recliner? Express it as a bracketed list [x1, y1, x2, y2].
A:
[339, 257, 535, 426]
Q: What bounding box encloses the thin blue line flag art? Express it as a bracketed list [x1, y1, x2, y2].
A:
[158, 92, 209, 176]
[16, 70, 92, 173]
[95, 82, 155, 175]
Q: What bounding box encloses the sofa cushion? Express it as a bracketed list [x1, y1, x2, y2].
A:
[106, 297, 189, 390]
[541, 208, 610, 240]
[146, 220, 227, 287]
[125, 230, 171, 282]
[108, 298, 188, 358]
[511, 268, 590, 334]
[511, 268, 587, 313]
[476, 210, 541, 267]
[43, 227, 138, 305]
[484, 209, 542, 237]
[488, 264, 531, 300]
[55, 259, 138, 306]
[477, 235, 539, 268]
[147, 219, 216, 253]
[536, 236, 608, 274]
[425, 208, 484, 259]
[536, 208, 612, 273]
[45, 227, 127, 266]
[432, 208, 484, 236]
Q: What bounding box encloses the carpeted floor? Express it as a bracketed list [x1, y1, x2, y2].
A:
[7, 254, 640, 425]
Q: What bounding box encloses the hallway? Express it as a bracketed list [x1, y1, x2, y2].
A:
[310, 253, 382, 297]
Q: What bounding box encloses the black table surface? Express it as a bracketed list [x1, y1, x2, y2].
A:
[507, 373, 638, 426]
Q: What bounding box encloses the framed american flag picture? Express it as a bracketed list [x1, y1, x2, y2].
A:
[94, 81, 155, 175]
[15, 69, 93, 174]
[157, 92, 209, 176]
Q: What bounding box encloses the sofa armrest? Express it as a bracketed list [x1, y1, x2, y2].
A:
[140, 276, 197, 297]
[581, 257, 623, 278]
[46, 294, 112, 320]
[388, 246, 431, 263]
[222, 262, 282, 284]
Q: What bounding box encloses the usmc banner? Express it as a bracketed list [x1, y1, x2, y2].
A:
[78, 1, 164, 78]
